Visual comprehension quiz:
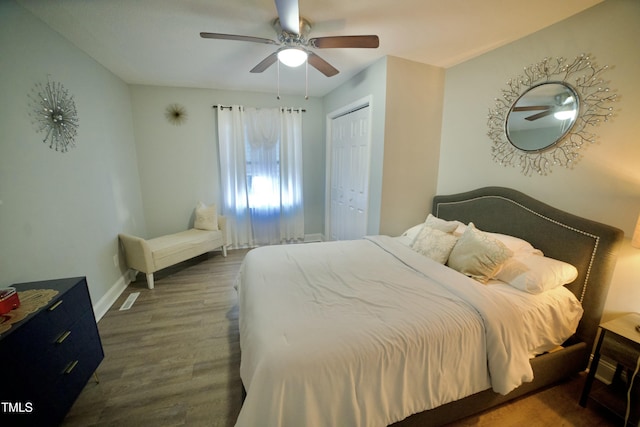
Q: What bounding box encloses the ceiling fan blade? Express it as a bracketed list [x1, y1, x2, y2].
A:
[200, 32, 277, 45]
[275, 0, 300, 34]
[309, 35, 380, 49]
[308, 52, 339, 77]
[525, 110, 555, 121]
[250, 52, 279, 73]
[512, 105, 552, 112]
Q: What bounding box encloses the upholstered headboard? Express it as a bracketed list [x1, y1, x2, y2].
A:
[432, 187, 623, 350]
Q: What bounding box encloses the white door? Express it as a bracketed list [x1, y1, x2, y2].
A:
[329, 104, 371, 241]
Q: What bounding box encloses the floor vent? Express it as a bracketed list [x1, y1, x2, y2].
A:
[119, 292, 140, 311]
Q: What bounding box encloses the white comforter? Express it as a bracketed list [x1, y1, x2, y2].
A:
[234, 236, 580, 427]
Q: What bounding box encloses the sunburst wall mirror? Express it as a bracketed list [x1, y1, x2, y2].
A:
[487, 54, 616, 176]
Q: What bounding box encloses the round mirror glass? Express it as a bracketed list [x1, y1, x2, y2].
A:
[506, 82, 579, 152]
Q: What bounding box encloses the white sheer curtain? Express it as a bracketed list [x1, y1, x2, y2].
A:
[217, 105, 253, 247]
[217, 105, 304, 247]
[245, 107, 281, 245]
[280, 109, 304, 241]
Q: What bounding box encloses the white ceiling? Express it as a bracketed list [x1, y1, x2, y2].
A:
[18, 0, 602, 97]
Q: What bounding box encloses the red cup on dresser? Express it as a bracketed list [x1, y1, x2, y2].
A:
[0, 287, 20, 315]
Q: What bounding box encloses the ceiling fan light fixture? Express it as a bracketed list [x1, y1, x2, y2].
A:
[277, 48, 307, 67]
[554, 109, 577, 121]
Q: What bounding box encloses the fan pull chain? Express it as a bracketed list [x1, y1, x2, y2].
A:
[305, 58, 309, 100]
[277, 60, 281, 100]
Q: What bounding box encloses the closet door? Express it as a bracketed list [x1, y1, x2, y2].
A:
[329, 104, 371, 241]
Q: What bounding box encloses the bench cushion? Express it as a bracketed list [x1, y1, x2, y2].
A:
[148, 228, 224, 270]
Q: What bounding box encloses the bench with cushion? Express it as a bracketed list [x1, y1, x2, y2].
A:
[118, 203, 228, 289]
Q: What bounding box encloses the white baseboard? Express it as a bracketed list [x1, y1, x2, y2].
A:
[93, 269, 135, 322]
[593, 356, 617, 385]
[304, 233, 324, 243]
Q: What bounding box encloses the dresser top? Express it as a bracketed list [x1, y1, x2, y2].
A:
[0, 276, 87, 340]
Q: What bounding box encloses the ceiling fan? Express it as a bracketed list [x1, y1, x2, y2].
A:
[200, 0, 379, 77]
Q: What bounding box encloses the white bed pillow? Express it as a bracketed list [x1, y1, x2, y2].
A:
[486, 232, 542, 256]
[194, 201, 218, 231]
[447, 223, 513, 283]
[495, 253, 578, 294]
[410, 226, 458, 264]
[400, 214, 461, 240]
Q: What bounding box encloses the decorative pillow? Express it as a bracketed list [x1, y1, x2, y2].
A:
[447, 223, 514, 283]
[495, 254, 578, 294]
[424, 214, 460, 233]
[194, 201, 218, 231]
[401, 223, 425, 241]
[410, 226, 458, 264]
[401, 215, 461, 240]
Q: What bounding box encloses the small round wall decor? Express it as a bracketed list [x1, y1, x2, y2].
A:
[165, 103, 187, 125]
[28, 78, 79, 153]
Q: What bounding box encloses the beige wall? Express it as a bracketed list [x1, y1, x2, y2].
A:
[380, 57, 445, 236]
[438, 0, 640, 319]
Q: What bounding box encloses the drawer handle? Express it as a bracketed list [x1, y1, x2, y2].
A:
[64, 360, 79, 375]
[48, 300, 63, 311]
[56, 330, 71, 344]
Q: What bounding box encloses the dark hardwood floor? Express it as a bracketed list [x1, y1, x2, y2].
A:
[62, 249, 622, 426]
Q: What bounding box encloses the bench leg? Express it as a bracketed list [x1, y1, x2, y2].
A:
[222, 246, 227, 257]
[146, 273, 155, 289]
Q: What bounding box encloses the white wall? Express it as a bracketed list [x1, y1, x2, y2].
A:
[0, 1, 146, 313]
[322, 56, 445, 237]
[129, 85, 325, 238]
[323, 57, 388, 235]
[438, 0, 640, 319]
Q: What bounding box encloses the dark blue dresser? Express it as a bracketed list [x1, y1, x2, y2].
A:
[0, 277, 104, 426]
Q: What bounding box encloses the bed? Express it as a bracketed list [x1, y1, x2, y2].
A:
[234, 187, 623, 427]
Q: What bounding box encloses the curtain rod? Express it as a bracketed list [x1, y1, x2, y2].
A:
[212, 105, 306, 112]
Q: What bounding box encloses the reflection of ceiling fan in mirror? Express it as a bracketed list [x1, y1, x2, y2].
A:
[200, 0, 379, 77]
[512, 91, 577, 121]
[512, 105, 576, 121]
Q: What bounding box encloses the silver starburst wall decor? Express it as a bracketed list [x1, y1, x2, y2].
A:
[165, 103, 187, 125]
[28, 78, 79, 152]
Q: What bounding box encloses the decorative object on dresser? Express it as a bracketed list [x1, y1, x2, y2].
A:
[0, 287, 20, 316]
[0, 277, 104, 426]
[487, 53, 616, 176]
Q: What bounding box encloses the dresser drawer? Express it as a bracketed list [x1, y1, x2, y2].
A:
[19, 280, 90, 350]
[40, 309, 104, 384]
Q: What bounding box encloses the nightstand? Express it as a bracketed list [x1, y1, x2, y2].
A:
[580, 312, 640, 425]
